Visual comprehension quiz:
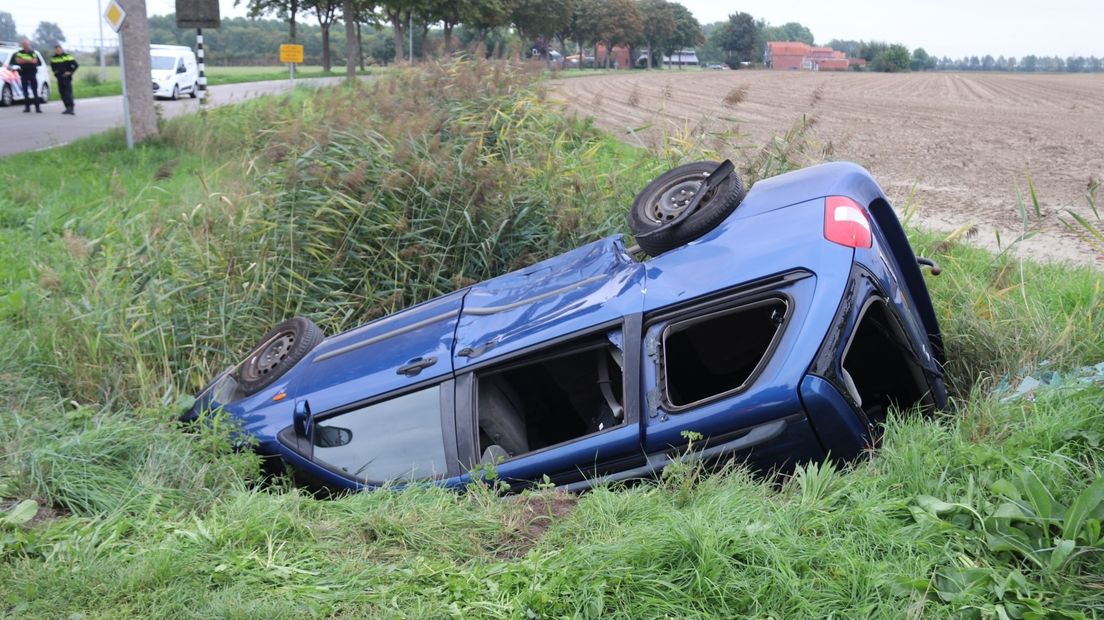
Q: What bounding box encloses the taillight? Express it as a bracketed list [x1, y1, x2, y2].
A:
[824, 196, 872, 249]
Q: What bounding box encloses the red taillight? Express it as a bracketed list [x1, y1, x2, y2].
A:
[824, 196, 872, 249]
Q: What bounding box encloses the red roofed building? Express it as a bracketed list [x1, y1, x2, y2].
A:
[765, 41, 856, 71]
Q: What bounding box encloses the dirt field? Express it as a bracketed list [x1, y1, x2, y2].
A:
[553, 71, 1104, 267]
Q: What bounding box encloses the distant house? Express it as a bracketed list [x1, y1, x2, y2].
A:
[765, 42, 854, 71]
[595, 44, 632, 69]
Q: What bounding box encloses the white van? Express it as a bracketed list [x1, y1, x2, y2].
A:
[150, 44, 198, 100]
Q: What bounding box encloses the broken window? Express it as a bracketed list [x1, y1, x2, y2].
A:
[476, 335, 625, 463]
[841, 298, 932, 422]
[662, 298, 788, 408]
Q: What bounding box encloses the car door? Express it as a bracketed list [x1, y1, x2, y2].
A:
[453, 236, 647, 489]
[284, 291, 467, 487]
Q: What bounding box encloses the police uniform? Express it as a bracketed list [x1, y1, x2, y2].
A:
[11, 48, 41, 113]
[51, 49, 79, 114]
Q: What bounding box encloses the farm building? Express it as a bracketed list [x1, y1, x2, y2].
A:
[636, 49, 700, 68]
[765, 42, 854, 71]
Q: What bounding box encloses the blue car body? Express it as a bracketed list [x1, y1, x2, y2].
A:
[188, 162, 947, 492]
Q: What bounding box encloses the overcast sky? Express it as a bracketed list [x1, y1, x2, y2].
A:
[7, 0, 1103, 59]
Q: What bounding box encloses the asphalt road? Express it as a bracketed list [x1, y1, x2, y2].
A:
[0, 77, 344, 158]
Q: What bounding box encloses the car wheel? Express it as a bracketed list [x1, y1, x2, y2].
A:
[189, 86, 197, 99]
[40, 83, 49, 102]
[236, 316, 324, 396]
[627, 161, 746, 256]
[171, 85, 179, 100]
[0, 85, 11, 107]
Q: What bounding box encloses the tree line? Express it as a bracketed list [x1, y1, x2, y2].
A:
[5, 7, 1101, 74]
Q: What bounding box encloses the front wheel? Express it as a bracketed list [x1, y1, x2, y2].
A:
[236, 316, 324, 396]
[0, 84, 12, 107]
[171, 85, 179, 100]
[627, 161, 746, 256]
[39, 83, 49, 102]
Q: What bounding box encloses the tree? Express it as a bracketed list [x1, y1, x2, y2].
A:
[511, 0, 571, 63]
[762, 21, 813, 45]
[910, 47, 931, 71]
[33, 22, 66, 48]
[859, 41, 888, 62]
[637, 0, 675, 69]
[422, 0, 462, 55]
[237, 0, 303, 41]
[119, 0, 158, 144]
[0, 12, 19, 41]
[666, 3, 702, 62]
[718, 12, 758, 64]
[827, 39, 860, 57]
[306, 0, 340, 71]
[585, 0, 643, 68]
[343, 0, 357, 77]
[872, 44, 910, 72]
[462, 0, 515, 51]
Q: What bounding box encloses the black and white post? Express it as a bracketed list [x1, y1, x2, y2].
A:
[196, 28, 206, 104]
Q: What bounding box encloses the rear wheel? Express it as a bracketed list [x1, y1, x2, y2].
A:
[39, 83, 49, 102]
[236, 316, 324, 396]
[627, 161, 746, 256]
[0, 85, 12, 107]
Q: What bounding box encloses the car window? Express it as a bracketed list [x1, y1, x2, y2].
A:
[662, 298, 788, 409]
[151, 55, 175, 70]
[475, 332, 625, 462]
[312, 385, 446, 482]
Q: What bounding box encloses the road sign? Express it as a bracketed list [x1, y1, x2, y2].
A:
[279, 44, 305, 64]
[103, 0, 127, 33]
[176, 0, 220, 29]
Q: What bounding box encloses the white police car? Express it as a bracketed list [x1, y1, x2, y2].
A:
[0, 42, 51, 107]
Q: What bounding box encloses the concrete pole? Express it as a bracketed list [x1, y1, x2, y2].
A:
[119, 0, 158, 142]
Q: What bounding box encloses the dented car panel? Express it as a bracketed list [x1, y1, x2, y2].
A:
[187, 161, 947, 492]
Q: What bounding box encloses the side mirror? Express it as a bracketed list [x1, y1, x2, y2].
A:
[177, 64, 186, 74]
[293, 400, 312, 437]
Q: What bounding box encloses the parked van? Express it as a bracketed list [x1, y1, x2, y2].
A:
[150, 44, 198, 100]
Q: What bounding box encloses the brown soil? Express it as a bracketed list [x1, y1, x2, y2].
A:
[496, 491, 577, 558]
[553, 71, 1104, 268]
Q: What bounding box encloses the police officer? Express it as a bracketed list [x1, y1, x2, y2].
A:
[51, 44, 79, 115]
[11, 39, 41, 113]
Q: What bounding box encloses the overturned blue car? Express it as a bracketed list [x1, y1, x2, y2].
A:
[184, 160, 947, 492]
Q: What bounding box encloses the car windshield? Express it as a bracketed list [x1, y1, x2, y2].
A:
[151, 55, 175, 70]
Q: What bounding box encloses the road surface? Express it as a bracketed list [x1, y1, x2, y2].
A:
[0, 77, 344, 158]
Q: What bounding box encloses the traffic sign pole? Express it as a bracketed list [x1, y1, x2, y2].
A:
[104, 0, 132, 149]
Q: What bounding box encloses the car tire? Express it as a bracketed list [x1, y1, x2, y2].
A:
[236, 316, 324, 396]
[171, 85, 179, 100]
[39, 83, 49, 102]
[627, 161, 746, 256]
[189, 86, 197, 99]
[0, 84, 11, 107]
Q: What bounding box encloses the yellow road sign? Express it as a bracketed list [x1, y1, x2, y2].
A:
[279, 44, 304, 64]
[104, 0, 127, 33]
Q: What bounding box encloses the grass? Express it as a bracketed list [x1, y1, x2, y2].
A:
[1, 59, 1102, 618]
[52, 65, 373, 100]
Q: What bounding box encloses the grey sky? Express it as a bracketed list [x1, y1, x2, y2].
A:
[6, 0, 1103, 59]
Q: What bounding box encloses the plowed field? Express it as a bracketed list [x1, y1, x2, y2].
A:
[553, 71, 1104, 266]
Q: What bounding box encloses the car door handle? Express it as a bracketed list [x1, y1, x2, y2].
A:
[396, 356, 437, 377]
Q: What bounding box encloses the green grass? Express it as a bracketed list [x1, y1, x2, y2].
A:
[54, 65, 372, 100]
[1, 59, 1102, 618]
